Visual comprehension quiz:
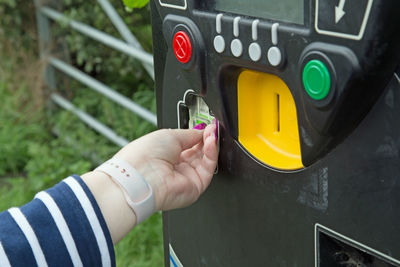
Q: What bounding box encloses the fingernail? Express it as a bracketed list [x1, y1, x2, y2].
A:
[193, 123, 206, 130]
[214, 132, 218, 144]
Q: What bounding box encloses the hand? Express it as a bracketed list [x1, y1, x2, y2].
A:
[113, 123, 219, 211]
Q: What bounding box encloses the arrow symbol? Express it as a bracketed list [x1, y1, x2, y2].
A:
[335, 0, 346, 24]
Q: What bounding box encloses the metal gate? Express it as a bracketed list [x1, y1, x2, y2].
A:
[34, 0, 156, 147]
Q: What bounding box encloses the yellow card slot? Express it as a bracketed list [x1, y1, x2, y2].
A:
[238, 70, 303, 170]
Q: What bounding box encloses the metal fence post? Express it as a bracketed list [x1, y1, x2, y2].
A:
[97, 0, 155, 79]
[33, 0, 157, 146]
[34, 0, 56, 90]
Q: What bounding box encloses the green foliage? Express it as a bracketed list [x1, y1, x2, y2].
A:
[0, 0, 163, 265]
[59, 0, 153, 81]
[115, 214, 164, 266]
[0, 51, 46, 177]
[123, 0, 150, 9]
[0, 49, 93, 202]
[0, 0, 37, 50]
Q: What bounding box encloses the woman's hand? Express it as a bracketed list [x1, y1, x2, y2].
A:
[114, 122, 218, 211]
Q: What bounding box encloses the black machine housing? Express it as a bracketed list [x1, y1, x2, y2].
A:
[150, 0, 400, 265]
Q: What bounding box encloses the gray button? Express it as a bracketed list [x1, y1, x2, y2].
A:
[233, 17, 241, 37]
[251, 20, 259, 41]
[231, 39, 243, 57]
[214, 35, 225, 53]
[216, 14, 223, 34]
[249, 43, 262, 62]
[271, 23, 279, 45]
[268, 46, 282, 66]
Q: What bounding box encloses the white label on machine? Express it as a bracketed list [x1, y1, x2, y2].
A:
[169, 244, 184, 267]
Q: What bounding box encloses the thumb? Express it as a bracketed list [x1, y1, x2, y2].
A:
[170, 128, 204, 151]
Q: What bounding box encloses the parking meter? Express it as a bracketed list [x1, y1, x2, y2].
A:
[150, 0, 400, 265]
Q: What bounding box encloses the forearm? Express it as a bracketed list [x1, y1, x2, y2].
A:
[81, 171, 137, 244]
[0, 125, 218, 266]
[0, 175, 116, 266]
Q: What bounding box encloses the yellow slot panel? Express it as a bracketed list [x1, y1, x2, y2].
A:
[238, 70, 303, 170]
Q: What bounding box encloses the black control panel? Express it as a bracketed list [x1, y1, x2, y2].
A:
[151, 0, 400, 266]
[154, 0, 400, 167]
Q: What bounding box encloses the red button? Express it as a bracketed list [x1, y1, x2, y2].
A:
[173, 31, 192, 64]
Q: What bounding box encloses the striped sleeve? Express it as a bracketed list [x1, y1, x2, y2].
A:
[0, 175, 115, 267]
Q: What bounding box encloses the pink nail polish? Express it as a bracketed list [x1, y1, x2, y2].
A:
[194, 123, 206, 130]
[214, 120, 219, 144]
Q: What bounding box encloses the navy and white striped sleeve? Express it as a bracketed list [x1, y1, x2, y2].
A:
[0, 175, 115, 267]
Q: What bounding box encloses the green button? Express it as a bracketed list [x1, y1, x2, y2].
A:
[302, 60, 331, 100]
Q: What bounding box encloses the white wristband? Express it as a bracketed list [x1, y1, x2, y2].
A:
[95, 157, 155, 225]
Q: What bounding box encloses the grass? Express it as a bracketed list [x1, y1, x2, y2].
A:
[0, 33, 164, 266]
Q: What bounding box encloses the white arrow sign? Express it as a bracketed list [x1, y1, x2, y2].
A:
[335, 0, 346, 23]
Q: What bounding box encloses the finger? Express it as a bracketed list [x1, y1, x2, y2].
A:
[180, 142, 203, 163]
[171, 129, 204, 151]
[174, 162, 203, 194]
[195, 134, 219, 191]
[182, 124, 215, 162]
[203, 134, 219, 169]
[203, 123, 216, 144]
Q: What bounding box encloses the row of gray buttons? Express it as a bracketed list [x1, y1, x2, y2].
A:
[213, 14, 282, 66]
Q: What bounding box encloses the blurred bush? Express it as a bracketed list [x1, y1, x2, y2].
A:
[0, 0, 37, 49]
[61, 1, 152, 81]
[54, 0, 156, 141]
[0, 0, 163, 266]
[0, 0, 157, 167]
